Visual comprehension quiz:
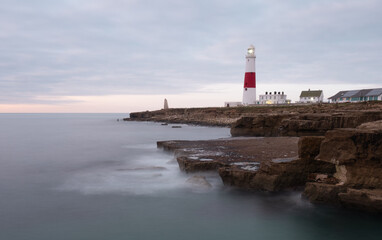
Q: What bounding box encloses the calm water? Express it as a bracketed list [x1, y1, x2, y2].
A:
[0, 113, 381, 240]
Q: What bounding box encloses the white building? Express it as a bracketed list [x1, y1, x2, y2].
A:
[328, 88, 382, 103]
[259, 91, 288, 104]
[299, 90, 324, 103]
[224, 102, 242, 107]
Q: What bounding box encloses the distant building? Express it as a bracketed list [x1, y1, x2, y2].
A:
[224, 102, 242, 107]
[328, 88, 382, 103]
[259, 91, 288, 104]
[299, 89, 323, 103]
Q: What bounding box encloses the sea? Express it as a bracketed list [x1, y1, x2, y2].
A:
[0, 113, 381, 240]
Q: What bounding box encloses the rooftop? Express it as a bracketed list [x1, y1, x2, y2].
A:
[329, 88, 382, 99]
[300, 90, 322, 98]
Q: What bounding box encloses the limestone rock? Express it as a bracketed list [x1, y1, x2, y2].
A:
[177, 156, 224, 173]
[231, 111, 382, 137]
[298, 136, 325, 161]
[219, 157, 334, 192]
[338, 188, 382, 212]
[186, 175, 213, 189]
[304, 184, 382, 213]
[230, 114, 291, 137]
[303, 120, 382, 212]
[217, 136, 334, 192]
[357, 119, 382, 130]
[316, 127, 382, 177]
[303, 182, 345, 206]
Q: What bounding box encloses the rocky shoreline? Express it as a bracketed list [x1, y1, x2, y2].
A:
[126, 102, 382, 128]
[128, 102, 382, 213]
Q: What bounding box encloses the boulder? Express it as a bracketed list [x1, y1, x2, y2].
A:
[315, 126, 382, 187]
[177, 156, 225, 173]
[303, 182, 346, 206]
[304, 184, 382, 212]
[298, 136, 325, 161]
[186, 175, 213, 189]
[338, 188, 382, 212]
[219, 157, 334, 192]
[218, 167, 259, 190]
[303, 120, 382, 212]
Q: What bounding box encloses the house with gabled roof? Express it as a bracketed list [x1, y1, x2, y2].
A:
[328, 88, 382, 103]
[299, 89, 323, 103]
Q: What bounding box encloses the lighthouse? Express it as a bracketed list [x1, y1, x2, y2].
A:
[242, 45, 256, 105]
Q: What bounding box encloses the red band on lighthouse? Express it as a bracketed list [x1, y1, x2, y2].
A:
[244, 72, 256, 88]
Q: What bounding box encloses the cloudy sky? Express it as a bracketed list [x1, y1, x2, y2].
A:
[1, 0, 381, 112]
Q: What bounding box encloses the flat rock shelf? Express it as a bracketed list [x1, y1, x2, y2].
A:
[157, 137, 318, 192]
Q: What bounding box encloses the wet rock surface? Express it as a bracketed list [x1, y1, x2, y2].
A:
[158, 137, 333, 192]
[219, 136, 335, 191]
[158, 137, 299, 173]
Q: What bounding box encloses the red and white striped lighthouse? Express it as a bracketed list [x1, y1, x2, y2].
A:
[242, 44, 256, 105]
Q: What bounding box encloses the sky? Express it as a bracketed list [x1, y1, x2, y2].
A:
[0, 0, 381, 113]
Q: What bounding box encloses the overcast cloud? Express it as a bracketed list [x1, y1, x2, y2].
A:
[0, 0, 381, 105]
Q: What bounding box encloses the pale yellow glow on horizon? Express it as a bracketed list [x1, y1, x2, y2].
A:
[1, 83, 380, 113]
[0, 88, 241, 113]
[0, 83, 243, 113]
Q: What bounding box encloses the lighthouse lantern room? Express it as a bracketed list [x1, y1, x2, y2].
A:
[242, 45, 256, 105]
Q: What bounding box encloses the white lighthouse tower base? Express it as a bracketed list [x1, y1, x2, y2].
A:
[243, 88, 257, 105]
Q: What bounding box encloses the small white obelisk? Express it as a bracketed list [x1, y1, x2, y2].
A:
[164, 98, 169, 109]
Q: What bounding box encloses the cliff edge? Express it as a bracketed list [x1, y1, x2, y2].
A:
[126, 102, 382, 130]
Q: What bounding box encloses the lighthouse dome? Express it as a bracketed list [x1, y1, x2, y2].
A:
[247, 44, 255, 55]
